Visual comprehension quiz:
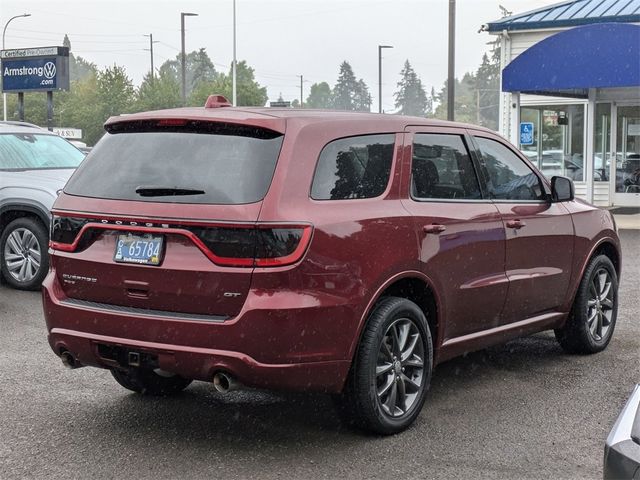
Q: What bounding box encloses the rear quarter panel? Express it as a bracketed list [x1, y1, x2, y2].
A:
[255, 122, 421, 362]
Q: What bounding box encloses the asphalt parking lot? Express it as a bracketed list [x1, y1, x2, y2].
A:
[0, 229, 638, 480]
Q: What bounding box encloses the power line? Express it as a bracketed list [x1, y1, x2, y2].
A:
[73, 49, 147, 55]
[7, 33, 146, 45]
[10, 27, 146, 38]
[34, 9, 177, 32]
[189, 1, 394, 30]
[157, 41, 180, 51]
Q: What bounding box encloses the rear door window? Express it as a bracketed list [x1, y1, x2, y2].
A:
[63, 122, 284, 205]
[311, 134, 395, 200]
[411, 133, 482, 200]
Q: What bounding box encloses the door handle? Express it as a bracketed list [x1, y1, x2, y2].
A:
[423, 224, 446, 234]
[506, 219, 526, 229]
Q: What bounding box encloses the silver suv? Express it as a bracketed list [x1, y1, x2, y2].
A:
[0, 121, 85, 290]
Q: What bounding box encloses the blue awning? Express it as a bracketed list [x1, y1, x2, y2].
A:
[502, 23, 640, 96]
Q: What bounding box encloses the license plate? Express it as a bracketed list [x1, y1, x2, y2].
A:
[114, 234, 164, 266]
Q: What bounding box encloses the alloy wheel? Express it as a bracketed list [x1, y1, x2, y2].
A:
[586, 267, 614, 342]
[376, 318, 425, 417]
[3, 227, 42, 283]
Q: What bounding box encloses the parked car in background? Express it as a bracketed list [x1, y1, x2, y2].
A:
[44, 98, 621, 434]
[520, 150, 600, 181]
[68, 140, 92, 155]
[619, 157, 640, 193]
[0, 121, 86, 290]
[604, 385, 640, 479]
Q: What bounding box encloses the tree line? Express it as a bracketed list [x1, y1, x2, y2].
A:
[0, 34, 500, 145]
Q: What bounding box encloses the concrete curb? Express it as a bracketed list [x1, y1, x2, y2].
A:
[613, 214, 640, 230]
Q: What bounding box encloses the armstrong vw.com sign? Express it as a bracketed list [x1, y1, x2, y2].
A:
[1, 46, 69, 93]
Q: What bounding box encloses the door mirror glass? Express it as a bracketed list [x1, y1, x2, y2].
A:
[551, 176, 574, 202]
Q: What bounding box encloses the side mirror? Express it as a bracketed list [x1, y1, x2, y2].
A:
[551, 176, 574, 202]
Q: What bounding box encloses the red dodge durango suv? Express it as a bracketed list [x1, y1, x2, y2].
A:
[43, 95, 621, 434]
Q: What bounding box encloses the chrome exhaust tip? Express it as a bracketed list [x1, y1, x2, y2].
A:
[213, 372, 240, 393]
[60, 350, 80, 369]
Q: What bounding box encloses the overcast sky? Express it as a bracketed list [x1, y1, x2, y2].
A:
[1, 0, 558, 110]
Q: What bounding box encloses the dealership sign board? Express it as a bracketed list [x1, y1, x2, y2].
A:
[53, 128, 82, 139]
[1, 46, 70, 92]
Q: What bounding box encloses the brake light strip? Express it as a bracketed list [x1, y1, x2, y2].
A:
[49, 221, 313, 268]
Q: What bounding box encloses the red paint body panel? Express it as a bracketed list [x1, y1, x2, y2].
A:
[42, 109, 622, 393]
[495, 202, 575, 321]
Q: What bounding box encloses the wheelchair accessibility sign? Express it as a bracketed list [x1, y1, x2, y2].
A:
[520, 122, 534, 146]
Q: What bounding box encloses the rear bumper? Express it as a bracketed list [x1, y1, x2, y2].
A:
[42, 272, 354, 393]
[47, 327, 349, 393]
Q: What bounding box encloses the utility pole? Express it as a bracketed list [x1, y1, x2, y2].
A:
[143, 34, 159, 79]
[447, 0, 456, 121]
[298, 75, 303, 108]
[232, 0, 237, 106]
[180, 12, 198, 105]
[46, 91, 53, 131]
[378, 45, 393, 114]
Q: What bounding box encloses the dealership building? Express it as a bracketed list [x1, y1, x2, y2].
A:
[485, 0, 640, 207]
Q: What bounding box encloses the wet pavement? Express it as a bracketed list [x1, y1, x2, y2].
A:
[0, 229, 638, 479]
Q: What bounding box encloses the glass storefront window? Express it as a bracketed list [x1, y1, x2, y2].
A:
[615, 105, 640, 194]
[519, 104, 585, 181]
[594, 103, 611, 182]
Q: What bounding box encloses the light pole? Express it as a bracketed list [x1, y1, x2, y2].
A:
[180, 12, 198, 106]
[143, 34, 159, 80]
[2, 13, 31, 121]
[232, 0, 237, 106]
[378, 45, 393, 114]
[447, 0, 456, 121]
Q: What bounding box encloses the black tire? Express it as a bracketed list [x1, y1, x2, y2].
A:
[555, 255, 619, 354]
[111, 368, 192, 396]
[336, 296, 433, 435]
[0, 217, 49, 291]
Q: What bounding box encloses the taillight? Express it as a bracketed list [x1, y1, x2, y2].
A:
[49, 214, 313, 268]
[51, 215, 89, 244]
[195, 225, 313, 267]
[254, 227, 312, 267]
[50, 215, 95, 251]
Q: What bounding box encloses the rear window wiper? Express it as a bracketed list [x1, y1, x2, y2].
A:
[135, 186, 206, 197]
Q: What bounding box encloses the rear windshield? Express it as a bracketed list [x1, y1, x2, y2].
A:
[0, 133, 85, 170]
[64, 123, 284, 205]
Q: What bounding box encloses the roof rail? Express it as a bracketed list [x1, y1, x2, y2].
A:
[0, 121, 42, 129]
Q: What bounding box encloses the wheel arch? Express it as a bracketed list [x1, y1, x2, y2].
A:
[0, 202, 51, 235]
[590, 239, 621, 278]
[563, 236, 621, 317]
[348, 271, 443, 366]
[580, 236, 621, 283]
